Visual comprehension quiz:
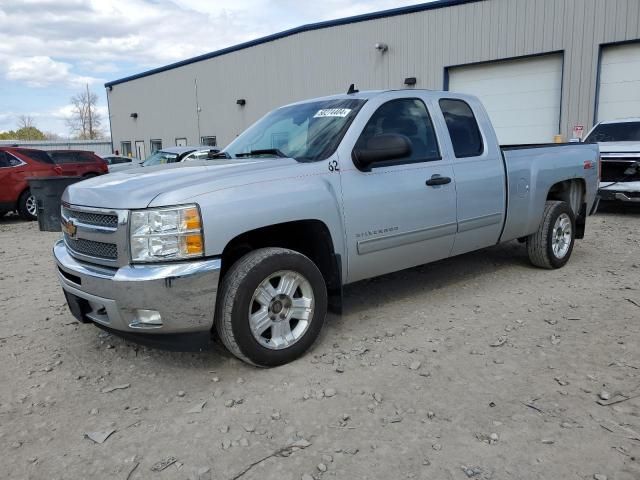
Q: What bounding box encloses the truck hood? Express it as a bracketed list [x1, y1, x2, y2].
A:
[63, 158, 300, 209]
[598, 142, 640, 155]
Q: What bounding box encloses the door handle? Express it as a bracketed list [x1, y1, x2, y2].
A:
[425, 175, 451, 186]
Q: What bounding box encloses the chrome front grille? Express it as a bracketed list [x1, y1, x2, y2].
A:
[64, 236, 117, 259]
[61, 204, 129, 267]
[62, 206, 118, 229]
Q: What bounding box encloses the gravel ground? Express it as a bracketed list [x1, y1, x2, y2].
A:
[1, 206, 639, 480]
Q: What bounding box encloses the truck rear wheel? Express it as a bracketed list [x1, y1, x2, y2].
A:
[215, 247, 327, 367]
[526, 200, 575, 269]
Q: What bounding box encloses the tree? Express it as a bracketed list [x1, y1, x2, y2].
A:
[66, 84, 103, 140]
[43, 131, 63, 141]
[15, 126, 46, 140]
[17, 115, 36, 130]
[0, 115, 47, 140]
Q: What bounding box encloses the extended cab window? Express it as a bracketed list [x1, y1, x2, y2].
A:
[355, 98, 440, 165]
[439, 99, 484, 158]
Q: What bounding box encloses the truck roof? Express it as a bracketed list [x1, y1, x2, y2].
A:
[284, 88, 472, 107]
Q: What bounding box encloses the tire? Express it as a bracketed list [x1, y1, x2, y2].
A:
[526, 200, 576, 269]
[215, 247, 328, 367]
[17, 190, 37, 221]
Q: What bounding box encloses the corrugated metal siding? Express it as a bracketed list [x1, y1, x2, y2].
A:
[108, 0, 640, 150]
[0, 140, 112, 155]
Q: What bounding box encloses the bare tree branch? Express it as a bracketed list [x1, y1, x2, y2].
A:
[66, 85, 104, 139]
[17, 115, 35, 130]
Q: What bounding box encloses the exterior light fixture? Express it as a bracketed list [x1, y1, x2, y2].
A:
[404, 77, 417, 86]
[374, 42, 388, 53]
[130, 112, 138, 119]
[236, 99, 246, 106]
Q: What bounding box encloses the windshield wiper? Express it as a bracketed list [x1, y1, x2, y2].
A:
[235, 149, 287, 158]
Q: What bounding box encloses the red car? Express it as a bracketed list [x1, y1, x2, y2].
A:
[48, 150, 108, 177]
[0, 147, 62, 220]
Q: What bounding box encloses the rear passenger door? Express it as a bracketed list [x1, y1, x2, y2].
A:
[435, 97, 506, 256]
[51, 152, 79, 176]
[339, 94, 458, 283]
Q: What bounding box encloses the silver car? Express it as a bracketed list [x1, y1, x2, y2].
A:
[108, 146, 221, 172]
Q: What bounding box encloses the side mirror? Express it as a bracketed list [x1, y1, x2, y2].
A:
[352, 133, 412, 171]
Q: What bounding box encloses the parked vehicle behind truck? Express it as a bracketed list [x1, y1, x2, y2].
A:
[48, 150, 108, 177]
[108, 146, 222, 173]
[54, 89, 599, 367]
[584, 118, 640, 203]
[0, 147, 61, 220]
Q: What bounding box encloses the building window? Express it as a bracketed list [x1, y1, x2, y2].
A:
[175, 137, 187, 147]
[121, 141, 132, 157]
[150, 139, 162, 153]
[201, 136, 217, 146]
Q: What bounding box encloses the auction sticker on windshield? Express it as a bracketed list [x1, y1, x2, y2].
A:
[314, 108, 352, 118]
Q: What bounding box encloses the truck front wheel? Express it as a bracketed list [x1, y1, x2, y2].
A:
[215, 247, 327, 367]
[526, 200, 576, 269]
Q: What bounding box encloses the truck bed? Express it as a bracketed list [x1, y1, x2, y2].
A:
[499, 142, 600, 243]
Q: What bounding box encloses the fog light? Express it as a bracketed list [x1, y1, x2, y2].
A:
[132, 309, 162, 328]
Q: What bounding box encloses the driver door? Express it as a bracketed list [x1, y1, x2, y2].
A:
[339, 96, 457, 283]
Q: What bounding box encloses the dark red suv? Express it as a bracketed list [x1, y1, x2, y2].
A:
[0, 147, 62, 220]
[48, 150, 108, 177]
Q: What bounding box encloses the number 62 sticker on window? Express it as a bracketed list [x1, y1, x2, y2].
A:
[314, 108, 352, 118]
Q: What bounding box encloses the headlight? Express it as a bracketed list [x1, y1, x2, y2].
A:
[130, 205, 204, 262]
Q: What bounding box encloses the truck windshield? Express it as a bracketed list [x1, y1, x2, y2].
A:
[223, 98, 366, 162]
[585, 122, 640, 142]
[143, 150, 180, 166]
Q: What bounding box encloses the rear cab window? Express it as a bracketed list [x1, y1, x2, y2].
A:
[438, 99, 484, 158]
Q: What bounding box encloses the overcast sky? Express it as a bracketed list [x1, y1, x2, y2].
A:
[0, 0, 428, 137]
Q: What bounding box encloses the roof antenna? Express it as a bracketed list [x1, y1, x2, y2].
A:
[347, 83, 359, 94]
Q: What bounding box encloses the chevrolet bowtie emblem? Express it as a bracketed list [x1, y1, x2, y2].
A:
[63, 218, 77, 239]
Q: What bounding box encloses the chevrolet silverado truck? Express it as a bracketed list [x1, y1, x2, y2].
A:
[584, 118, 640, 203]
[54, 89, 599, 367]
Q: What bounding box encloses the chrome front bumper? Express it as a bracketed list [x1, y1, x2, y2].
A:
[599, 181, 640, 203]
[53, 239, 221, 334]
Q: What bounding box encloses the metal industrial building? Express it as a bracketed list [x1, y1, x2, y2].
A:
[105, 0, 640, 158]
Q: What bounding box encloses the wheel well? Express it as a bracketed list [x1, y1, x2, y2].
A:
[220, 220, 341, 292]
[546, 179, 586, 239]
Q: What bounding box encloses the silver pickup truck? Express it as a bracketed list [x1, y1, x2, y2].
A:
[54, 89, 599, 366]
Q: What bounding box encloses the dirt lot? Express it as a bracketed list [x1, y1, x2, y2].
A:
[1, 206, 639, 480]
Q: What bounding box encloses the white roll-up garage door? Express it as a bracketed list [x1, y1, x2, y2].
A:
[447, 54, 563, 145]
[597, 43, 640, 122]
